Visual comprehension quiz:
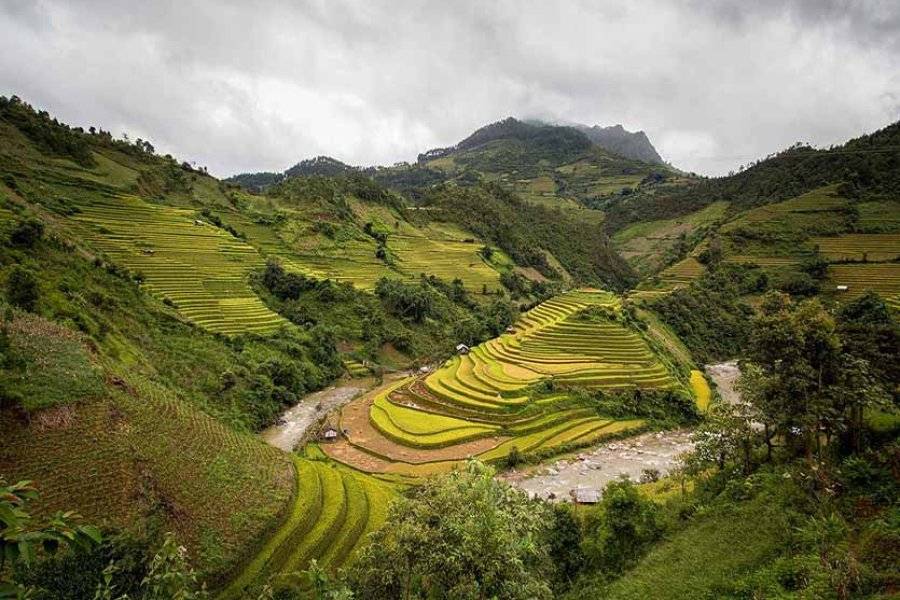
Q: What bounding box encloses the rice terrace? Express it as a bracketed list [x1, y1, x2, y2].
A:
[1, 3, 899, 599]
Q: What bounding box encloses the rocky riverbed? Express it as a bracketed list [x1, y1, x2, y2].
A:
[500, 429, 694, 502]
[705, 360, 742, 404]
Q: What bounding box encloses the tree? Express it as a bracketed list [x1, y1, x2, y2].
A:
[8, 219, 44, 248]
[741, 292, 889, 461]
[1, 479, 101, 598]
[697, 237, 724, 268]
[348, 461, 554, 600]
[582, 479, 662, 575]
[690, 397, 759, 472]
[546, 504, 583, 591]
[837, 291, 900, 385]
[6, 266, 39, 312]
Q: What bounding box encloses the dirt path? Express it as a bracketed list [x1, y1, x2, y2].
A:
[705, 361, 742, 405]
[500, 430, 694, 502]
[261, 383, 369, 451]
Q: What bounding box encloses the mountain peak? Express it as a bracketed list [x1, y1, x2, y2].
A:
[574, 123, 664, 165]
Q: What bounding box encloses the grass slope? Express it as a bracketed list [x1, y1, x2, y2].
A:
[576, 484, 793, 600]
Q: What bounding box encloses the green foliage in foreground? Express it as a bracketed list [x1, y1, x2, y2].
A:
[570, 471, 798, 599]
[581, 480, 663, 576]
[1, 478, 101, 599]
[346, 462, 556, 600]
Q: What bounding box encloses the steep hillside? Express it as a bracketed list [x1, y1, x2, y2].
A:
[0, 97, 524, 587]
[607, 120, 900, 304]
[421, 183, 636, 289]
[3, 98, 552, 366]
[627, 184, 900, 311]
[573, 123, 665, 165]
[0, 212, 299, 581]
[605, 120, 900, 237]
[226, 118, 678, 292]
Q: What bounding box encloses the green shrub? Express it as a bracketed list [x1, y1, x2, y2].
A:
[8, 218, 44, 248]
[582, 479, 663, 575]
[6, 266, 39, 311]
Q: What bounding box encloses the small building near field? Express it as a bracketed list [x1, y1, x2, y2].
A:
[456, 343, 470, 355]
[571, 487, 601, 504]
[836, 285, 849, 292]
[323, 427, 339, 441]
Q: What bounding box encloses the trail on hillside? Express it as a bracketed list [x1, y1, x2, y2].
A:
[501, 430, 694, 501]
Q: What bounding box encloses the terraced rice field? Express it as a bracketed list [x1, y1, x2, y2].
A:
[390, 233, 501, 292]
[629, 257, 704, 300]
[827, 263, 900, 310]
[811, 234, 900, 262]
[723, 255, 801, 266]
[72, 195, 287, 335]
[721, 186, 848, 233]
[222, 210, 502, 293]
[219, 456, 395, 599]
[0, 373, 296, 580]
[658, 257, 704, 285]
[323, 290, 691, 476]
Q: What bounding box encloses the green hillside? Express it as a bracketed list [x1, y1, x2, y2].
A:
[627, 184, 900, 314]
[376, 117, 675, 211]
[606, 119, 900, 322]
[0, 96, 683, 596]
[0, 97, 518, 591]
[1, 95, 897, 600]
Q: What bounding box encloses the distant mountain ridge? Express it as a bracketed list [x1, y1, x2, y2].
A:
[416, 117, 665, 166]
[225, 156, 358, 192]
[227, 117, 667, 192]
[573, 123, 665, 165]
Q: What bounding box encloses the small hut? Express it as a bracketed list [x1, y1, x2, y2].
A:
[571, 487, 601, 505]
[836, 285, 849, 292]
[456, 343, 470, 355]
[323, 427, 339, 441]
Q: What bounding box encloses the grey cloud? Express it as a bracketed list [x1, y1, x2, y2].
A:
[1, 0, 897, 176]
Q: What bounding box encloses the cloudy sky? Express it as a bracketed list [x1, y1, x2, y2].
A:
[1, 0, 898, 176]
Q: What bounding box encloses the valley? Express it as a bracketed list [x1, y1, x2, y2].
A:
[320, 289, 693, 479]
[0, 95, 897, 600]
